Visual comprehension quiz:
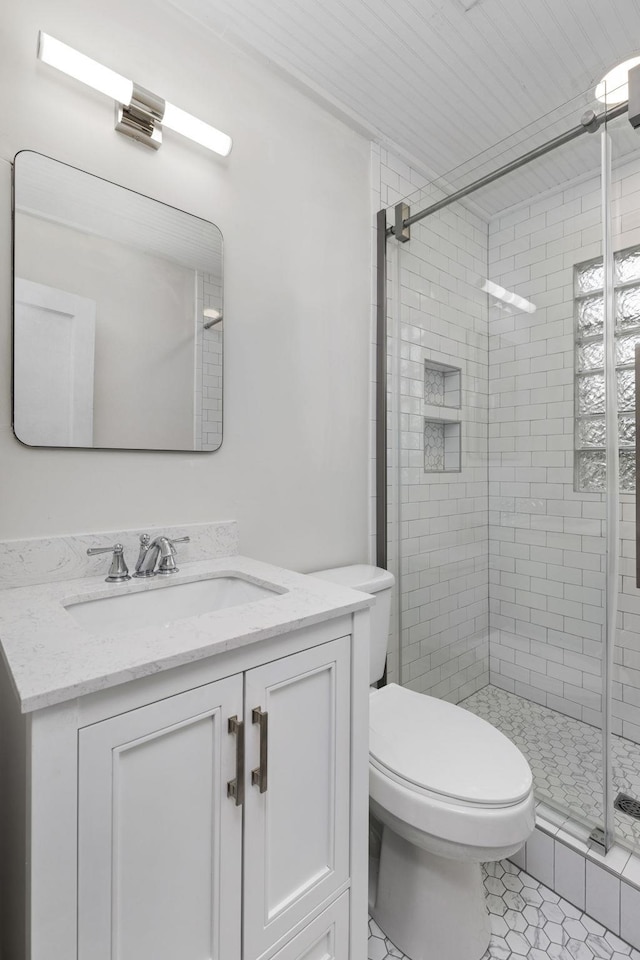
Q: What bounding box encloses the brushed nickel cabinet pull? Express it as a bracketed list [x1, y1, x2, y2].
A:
[251, 707, 268, 794]
[227, 715, 244, 806]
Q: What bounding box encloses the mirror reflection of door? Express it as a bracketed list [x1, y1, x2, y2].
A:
[14, 279, 96, 447]
[12, 151, 223, 452]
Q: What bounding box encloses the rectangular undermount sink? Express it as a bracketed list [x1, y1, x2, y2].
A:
[64, 575, 284, 634]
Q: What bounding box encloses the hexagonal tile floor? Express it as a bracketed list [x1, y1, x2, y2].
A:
[460, 685, 640, 851]
[368, 859, 639, 960]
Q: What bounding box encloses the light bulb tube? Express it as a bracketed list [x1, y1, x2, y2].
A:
[38, 32, 133, 105]
[163, 102, 232, 156]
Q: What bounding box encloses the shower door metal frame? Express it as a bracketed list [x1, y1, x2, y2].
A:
[375, 208, 387, 570]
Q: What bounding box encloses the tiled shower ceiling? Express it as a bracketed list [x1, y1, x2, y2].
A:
[168, 0, 640, 184]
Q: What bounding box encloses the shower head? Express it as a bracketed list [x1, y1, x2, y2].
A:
[203, 308, 223, 329]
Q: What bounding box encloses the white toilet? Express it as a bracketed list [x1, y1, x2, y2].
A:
[312, 564, 535, 960]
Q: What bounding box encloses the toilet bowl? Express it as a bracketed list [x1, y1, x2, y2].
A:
[369, 682, 534, 960]
[311, 564, 535, 960]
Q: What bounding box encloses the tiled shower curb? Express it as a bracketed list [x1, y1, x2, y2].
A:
[510, 802, 640, 949]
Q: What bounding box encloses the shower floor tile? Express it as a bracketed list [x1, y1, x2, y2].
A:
[460, 685, 640, 852]
[368, 860, 640, 960]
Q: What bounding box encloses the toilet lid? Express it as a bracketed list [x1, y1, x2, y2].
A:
[369, 684, 532, 807]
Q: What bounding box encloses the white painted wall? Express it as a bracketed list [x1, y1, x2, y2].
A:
[0, 0, 371, 570]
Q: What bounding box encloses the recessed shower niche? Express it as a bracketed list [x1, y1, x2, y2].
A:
[424, 360, 461, 409]
[423, 420, 461, 473]
[422, 359, 462, 473]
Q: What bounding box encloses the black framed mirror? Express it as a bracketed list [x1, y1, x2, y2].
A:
[13, 151, 223, 452]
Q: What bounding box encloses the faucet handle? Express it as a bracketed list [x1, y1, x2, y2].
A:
[157, 535, 191, 575]
[86, 543, 131, 583]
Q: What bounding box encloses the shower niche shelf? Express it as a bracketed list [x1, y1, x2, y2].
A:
[424, 360, 461, 410]
[424, 419, 461, 474]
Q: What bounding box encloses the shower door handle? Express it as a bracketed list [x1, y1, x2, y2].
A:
[635, 343, 640, 590]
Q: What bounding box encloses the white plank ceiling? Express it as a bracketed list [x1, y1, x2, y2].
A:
[168, 0, 640, 215]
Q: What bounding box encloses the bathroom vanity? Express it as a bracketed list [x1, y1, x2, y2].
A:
[0, 526, 372, 960]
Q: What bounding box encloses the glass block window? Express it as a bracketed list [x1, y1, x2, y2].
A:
[575, 245, 640, 493]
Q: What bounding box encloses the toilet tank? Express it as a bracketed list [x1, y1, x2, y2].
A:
[310, 564, 395, 684]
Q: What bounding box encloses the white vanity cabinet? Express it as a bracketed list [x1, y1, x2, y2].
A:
[242, 638, 351, 960]
[76, 674, 244, 960]
[2, 609, 370, 960]
[269, 893, 349, 960]
[75, 637, 351, 960]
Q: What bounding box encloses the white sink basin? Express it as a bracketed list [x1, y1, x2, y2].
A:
[64, 575, 283, 634]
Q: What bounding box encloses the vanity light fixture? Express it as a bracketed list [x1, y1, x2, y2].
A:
[37, 32, 232, 156]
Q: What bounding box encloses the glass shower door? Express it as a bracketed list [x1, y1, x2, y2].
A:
[603, 106, 640, 855]
[386, 90, 617, 846]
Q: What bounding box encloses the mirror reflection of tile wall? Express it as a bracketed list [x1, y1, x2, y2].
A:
[195, 272, 223, 451]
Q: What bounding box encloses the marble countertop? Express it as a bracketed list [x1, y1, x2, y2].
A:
[0, 556, 373, 713]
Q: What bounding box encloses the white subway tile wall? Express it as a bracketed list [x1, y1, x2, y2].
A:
[372, 144, 640, 744]
[370, 142, 437, 684]
[554, 841, 586, 910]
[379, 150, 490, 700]
[487, 155, 640, 742]
[621, 882, 640, 949]
[526, 829, 556, 891]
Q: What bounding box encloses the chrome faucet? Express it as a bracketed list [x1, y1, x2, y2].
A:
[133, 533, 190, 578]
[86, 542, 131, 582]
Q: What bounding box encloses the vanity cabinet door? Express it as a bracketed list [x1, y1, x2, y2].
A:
[243, 636, 351, 960]
[269, 892, 349, 960]
[77, 675, 243, 960]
